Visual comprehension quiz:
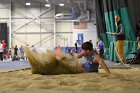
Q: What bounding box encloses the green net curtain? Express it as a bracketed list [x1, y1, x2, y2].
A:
[95, 0, 109, 48]
[95, 0, 137, 62]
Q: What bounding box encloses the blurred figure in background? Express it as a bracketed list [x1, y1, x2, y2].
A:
[8, 48, 12, 60]
[19, 45, 24, 60]
[74, 40, 78, 53]
[3, 49, 8, 61]
[110, 15, 126, 64]
[98, 40, 104, 58]
[2, 40, 6, 54]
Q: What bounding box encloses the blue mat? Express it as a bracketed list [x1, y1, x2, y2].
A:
[0, 60, 138, 73]
[0, 60, 31, 72]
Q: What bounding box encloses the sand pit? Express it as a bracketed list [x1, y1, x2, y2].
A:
[0, 68, 140, 93]
[1, 47, 138, 93]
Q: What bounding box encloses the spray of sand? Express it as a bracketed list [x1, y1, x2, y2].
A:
[23, 46, 84, 75]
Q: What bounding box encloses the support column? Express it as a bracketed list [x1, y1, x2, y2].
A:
[39, 2, 41, 46]
[53, 6, 56, 49]
[9, 0, 12, 48]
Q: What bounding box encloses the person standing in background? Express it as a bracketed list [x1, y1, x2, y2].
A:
[74, 40, 78, 53]
[2, 40, 6, 54]
[19, 45, 24, 60]
[110, 15, 126, 64]
[8, 48, 12, 60]
[98, 40, 104, 58]
[14, 45, 18, 57]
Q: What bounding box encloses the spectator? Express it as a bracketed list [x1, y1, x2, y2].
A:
[8, 48, 12, 60]
[3, 49, 8, 61]
[2, 40, 6, 54]
[110, 15, 126, 64]
[19, 45, 24, 60]
[98, 40, 104, 58]
[74, 40, 78, 53]
[12, 45, 19, 61]
[14, 45, 18, 56]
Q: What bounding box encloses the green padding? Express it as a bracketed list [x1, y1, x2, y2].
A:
[120, 7, 136, 40]
[104, 7, 136, 40]
[104, 11, 118, 42]
[108, 41, 138, 62]
[113, 0, 119, 15]
[104, 12, 115, 42]
[109, 12, 116, 33]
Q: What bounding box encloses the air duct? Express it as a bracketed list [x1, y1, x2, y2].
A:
[76, 10, 90, 22]
[55, 13, 72, 20]
[76, 0, 90, 22]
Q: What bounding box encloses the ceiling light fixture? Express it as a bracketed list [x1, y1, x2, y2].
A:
[26, 3, 31, 6]
[45, 4, 51, 7]
[59, 3, 64, 6]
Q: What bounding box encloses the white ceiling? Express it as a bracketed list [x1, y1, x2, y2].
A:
[29, 0, 95, 12]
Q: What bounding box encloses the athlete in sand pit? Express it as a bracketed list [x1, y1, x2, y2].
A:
[75, 42, 110, 73]
[56, 43, 110, 73]
[23, 43, 110, 75]
[23, 44, 84, 75]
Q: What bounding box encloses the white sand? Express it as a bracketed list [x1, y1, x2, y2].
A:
[0, 68, 140, 93]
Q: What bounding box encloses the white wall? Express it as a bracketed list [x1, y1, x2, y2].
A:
[0, 0, 98, 50]
[55, 21, 73, 47]
[55, 21, 98, 48]
[0, 0, 55, 49]
[73, 22, 97, 48]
